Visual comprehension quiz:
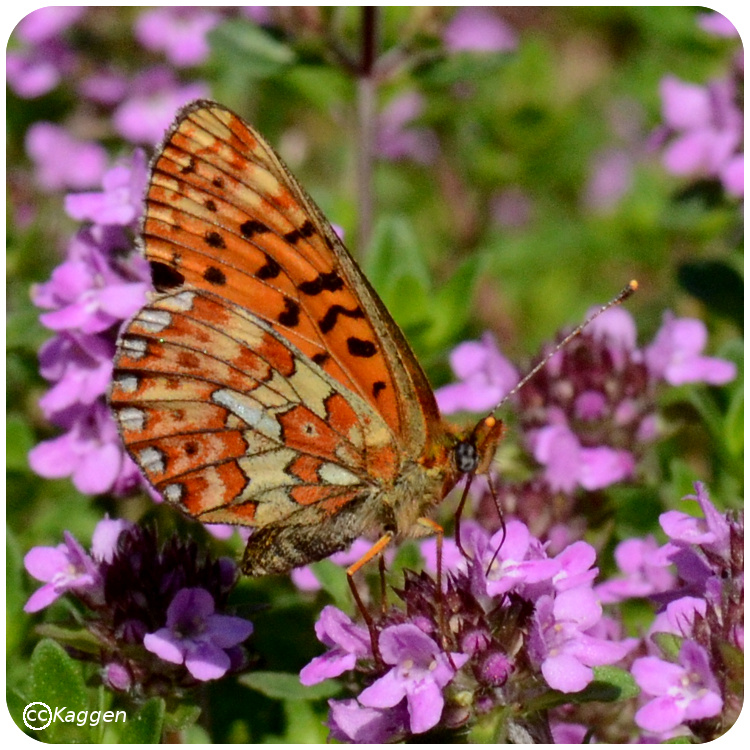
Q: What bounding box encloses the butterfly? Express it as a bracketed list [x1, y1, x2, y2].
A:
[109, 100, 505, 580]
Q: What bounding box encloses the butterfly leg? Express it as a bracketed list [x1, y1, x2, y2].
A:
[346, 532, 393, 664]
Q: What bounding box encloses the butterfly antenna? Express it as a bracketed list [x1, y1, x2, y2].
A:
[488, 280, 638, 416]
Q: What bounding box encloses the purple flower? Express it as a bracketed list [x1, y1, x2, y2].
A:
[650, 596, 707, 638]
[551, 540, 598, 592]
[475, 520, 560, 598]
[134, 7, 220, 67]
[660, 482, 731, 558]
[436, 332, 519, 414]
[490, 187, 533, 229]
[529, 423, 635, 492]
[78, 69, 129, 106]
[32, 230, 148, 334]
[657, 74, 742, 194]
[443, 8, 518, 53]
[91, 516, 134, 564]
[36, 333, 114, 418]
[645, 313, 736, 386]
[529, 587, 633, 692]
[65, 149, 149, 226]
[595, 536, 676, 604]
[14, 6, 86, 43]
[632, 641, 722, 733]
[24, 531, 102, 613]
[299, 606, 372, 685]
[698, 12, 739, 39]
[328, 698, 410, 744]
[112, 68, 209, 144]
[583, 148, 634, 212]
[376, 92, 439, 165]
[28, 402, 134, 495]
[357, 623, 468, 735]
[25, 122, 108, 192]
[103, 661, 133, 692]
[143, 587, 253, 681]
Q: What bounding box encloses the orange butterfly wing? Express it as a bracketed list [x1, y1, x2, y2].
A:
[110, 101, 457, 574]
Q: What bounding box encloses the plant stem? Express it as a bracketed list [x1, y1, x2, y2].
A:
[356, 7, 377, 259]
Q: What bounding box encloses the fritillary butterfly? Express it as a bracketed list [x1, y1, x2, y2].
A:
[109, 100, 505, 578]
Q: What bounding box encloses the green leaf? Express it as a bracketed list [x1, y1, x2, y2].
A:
[365, 216, 430, 297]
[34, 624, 104, 655]
[208, 19, 295, 81]
[6, 416, 34, 472]
[724, 386, 743, 459]
[283, 65, 353, 110]
[535, 666, 639, 711]
[29, 640, 88, 712]
[118, 697, 165, 744]
[28, 639, 89, 742]
[163, 703, 202, 733]
[652, 631, 683, 661]
[677, 260, 743, 328]
[239, 671, 341, 701]
[308, 558, 350, 608]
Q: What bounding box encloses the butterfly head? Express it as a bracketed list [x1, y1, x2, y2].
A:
[454, 415, 505, 478]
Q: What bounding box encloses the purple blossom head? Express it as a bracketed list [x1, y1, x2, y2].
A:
[595, 535, 676, 604]
[112, 68, 209, 144]
[14, 6, 86, 43]
[300, 606, 372, 685]
[24, 531, 103, 613]
[25, 122, 108, 192]
[645, 313, 736, 386]
[65, 149, 149, 226]
[328, 698, 411, 743]
[490, 186, 534, 229]
[632, 641, 722, 734]
[583, 148, 634, 213]
[357, 624, 468, 734]
[443, 8, 518, 53]
[656, 68, 743, 197]
[436, 332, 519, 414]
[376, 91, 439, 165]
[529, 587, 633, 692]
[698, 12, 739, 38]
[134, 7, 221, 67]
[143, 587, 253, 681]
[28, 401, 136, 496]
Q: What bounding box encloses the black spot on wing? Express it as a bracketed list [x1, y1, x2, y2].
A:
[372, 381, 386, 397]
[257, 254, 281, 279]
[312, 352, 330, 366]
[347, 337, 377, 358]
[298, 270, 344, 296]
[203, 266, 226, 286]
[284, 220, 316, 245]
[204, 231, 225, 249]
[278, 297, 301, 327]
[319, 304, 365, 334]
[151, 261, 185, 291]
[240, 219, 269, 238]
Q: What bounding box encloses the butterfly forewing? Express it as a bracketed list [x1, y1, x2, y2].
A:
[140, 101, 441, 444]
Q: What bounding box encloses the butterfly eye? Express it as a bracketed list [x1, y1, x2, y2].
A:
[454, 441, 479, 474]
